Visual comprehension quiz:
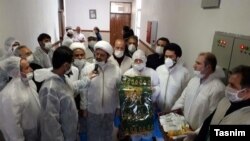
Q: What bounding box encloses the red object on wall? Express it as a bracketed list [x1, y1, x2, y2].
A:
[146, 21, 152, 44]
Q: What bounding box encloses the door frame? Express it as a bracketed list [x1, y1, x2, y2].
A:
[110, 1, 132, 45]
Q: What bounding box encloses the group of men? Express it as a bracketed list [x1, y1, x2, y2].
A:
[0, 30, 250, 141]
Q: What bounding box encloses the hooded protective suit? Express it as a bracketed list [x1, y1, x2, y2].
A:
[0, 57, 41, 141]
[172, 66, 225, 131]
[62, 30, 74, 47]
[0, 68, 8, 91]
[33, 47, 54, 68]
[123, 50, 160, 102]
[39, 71, 81, 141]
[156, 62, 190, 112]
[0, 37, 20, 60]
[123, 50, 160, 141]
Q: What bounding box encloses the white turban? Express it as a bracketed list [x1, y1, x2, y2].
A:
[67, 29, 74, 35]
[94, 41, 113, 55]
[70, 42, 86, 52]
[66, 26, 72, 30]
[132, 49, 147, 63]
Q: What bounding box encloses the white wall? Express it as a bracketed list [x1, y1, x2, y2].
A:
[140, 0, 250, 71]
[65, 0, 133, 31]
[0, 0, 60, 53]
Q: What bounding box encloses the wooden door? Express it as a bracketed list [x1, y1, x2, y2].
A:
[110, 13, 131, 46]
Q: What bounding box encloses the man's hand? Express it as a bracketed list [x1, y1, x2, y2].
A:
[79, 109, 88, 117]
[88, 71, 98, 79]
[150, 86, 156, 93]
[183, 131, 197, 141]
[115, 108, 121, 117]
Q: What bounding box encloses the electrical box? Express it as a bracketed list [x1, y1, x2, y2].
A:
[211, 32, 235, 72]
[212, 31, 250, 82]
[230, 37, 250, 70]
[146, 21, 158, 47]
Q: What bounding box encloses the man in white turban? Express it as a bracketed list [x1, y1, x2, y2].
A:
[81, 40, 121, 141]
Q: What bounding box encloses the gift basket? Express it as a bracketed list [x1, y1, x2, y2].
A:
[158, 112, 192, 141]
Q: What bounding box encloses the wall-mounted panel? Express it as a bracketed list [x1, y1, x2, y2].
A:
[230, 38, 250, 70]
[211, 32, 234, 71]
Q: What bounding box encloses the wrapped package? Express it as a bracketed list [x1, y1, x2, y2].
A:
[159, 112, 192, 140]
[119, 75, 153, 135]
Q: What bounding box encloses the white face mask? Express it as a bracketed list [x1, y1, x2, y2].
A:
[114, 50, 124, 58]
[133, 63, 145, 71]
[165, 58, 174, 68]
[193, 70, 205, 78]
[21, 72, 33, 85]
[73, 59, 86, 68]
[44, 42, 52, 50]
[89, 41, 96, 48]
[128, 44, 136, 53]
[65, 67, 72, 75]
[26, 72, 34, 80]
[27, 54, 34, 63]
[155, 46, 164, 55]
[225, 86, 245, 102]
[96, 60, 106, 68]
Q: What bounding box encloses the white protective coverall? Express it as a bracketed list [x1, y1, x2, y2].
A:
[123, 51, 160, 103]
[62, 30, 74, 47]
[85, 46, 94, 63]
[0, 56, 41, 141]
[0, 37, 20, 60]
[156, 62, 190, 112]
[33, 47, 54, 68]
[39, 70, 91, 141]
[68, 65, 80, 82]
[0, 64, 10, 91]
[123, 50, 160, 141]
[80, 60, 121, 141]
[109, 55, 132, 74]
[172, 66, 225, 132]
[0, 37, 20, 90]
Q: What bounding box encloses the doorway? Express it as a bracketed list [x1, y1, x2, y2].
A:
[110, 2, 132, 46]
